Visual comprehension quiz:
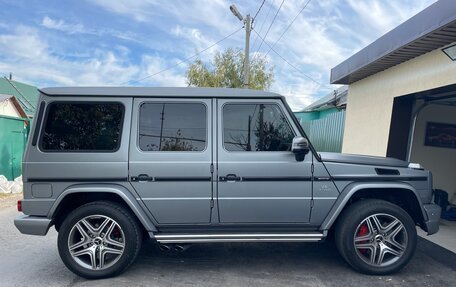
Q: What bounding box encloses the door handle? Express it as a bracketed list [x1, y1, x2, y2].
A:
[220, 174, 241, 182]
[131, 174, 153, 182]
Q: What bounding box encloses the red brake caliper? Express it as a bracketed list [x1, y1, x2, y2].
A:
[357, 223, 369, 254]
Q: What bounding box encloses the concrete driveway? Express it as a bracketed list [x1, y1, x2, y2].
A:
[1, 205, 455, 287]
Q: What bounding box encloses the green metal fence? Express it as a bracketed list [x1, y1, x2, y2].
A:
[300, 111, 345, 153]
[0, 115, 29, 180]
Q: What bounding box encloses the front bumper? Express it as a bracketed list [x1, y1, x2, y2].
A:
[14, 214, 52, 236]
[423, 204, 441, 235]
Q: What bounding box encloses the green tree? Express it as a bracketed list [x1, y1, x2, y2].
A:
[186, 48, 274, 90]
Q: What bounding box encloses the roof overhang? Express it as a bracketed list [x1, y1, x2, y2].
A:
[331, 0, 456, 85]
[298, 86, 348, 112]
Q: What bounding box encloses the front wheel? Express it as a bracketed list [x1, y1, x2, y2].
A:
[335, 199, 417, 275]
[57, 201, 142, 279]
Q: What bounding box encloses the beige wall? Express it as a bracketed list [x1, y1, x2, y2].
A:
[410, 104, 456, 203]
[342, 44, 456, 156]
[0, 99, 21, 118]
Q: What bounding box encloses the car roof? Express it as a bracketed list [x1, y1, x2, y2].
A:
[39, 87, 283, 99]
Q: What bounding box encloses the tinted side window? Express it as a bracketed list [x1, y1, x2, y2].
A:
[139, 103, 206, 152]
[223, 103, 295, 151]
[41, 102, 124, 151]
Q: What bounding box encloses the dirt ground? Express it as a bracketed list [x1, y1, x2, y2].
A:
[0, 193, 22, 209]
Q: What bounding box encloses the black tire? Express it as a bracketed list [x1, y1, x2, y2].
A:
[335, 199, 417, 275]
[57, 201, 142, 279]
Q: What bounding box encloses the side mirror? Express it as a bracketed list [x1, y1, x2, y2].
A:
[291, 136, 310, 162]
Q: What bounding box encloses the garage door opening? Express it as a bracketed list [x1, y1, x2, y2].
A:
[387, 83, 456, 208]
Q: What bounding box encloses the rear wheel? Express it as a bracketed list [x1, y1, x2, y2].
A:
[57, 201, 142, 279]
[335, 199, 417, 275]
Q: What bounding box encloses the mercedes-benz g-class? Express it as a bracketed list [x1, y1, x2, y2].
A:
[14, 87, 441, 279]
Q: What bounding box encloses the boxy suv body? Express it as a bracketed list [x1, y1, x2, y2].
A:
[15, 87, 441, 278]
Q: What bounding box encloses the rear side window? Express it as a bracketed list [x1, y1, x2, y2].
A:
[40, 102, 124, 152]
[223, 103, 295, 152]
[139, 103, 207, 152]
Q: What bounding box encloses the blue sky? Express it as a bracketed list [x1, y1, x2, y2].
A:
[0, 0, 436, 110]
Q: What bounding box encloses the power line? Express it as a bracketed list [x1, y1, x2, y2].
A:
[252, 0, 285, 61]
[251, 0, 274, 54]
[122, 27, 243, 85]
[263, 0, 312, 60]
[251, 28, 333, 91]
[253, 0, 266, 21]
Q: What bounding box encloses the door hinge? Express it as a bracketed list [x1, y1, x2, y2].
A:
[210, 163, 214, 173]
[310, 199, 314, 208]
[210, 199, 214, 208]
[311, 163, 314, 174]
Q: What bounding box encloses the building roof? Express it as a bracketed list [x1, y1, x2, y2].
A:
[331, 0, 456, 85]
[298, 86, 348, 112]
[0, 94, 12, 102]
[0, 77, 39, 117]
[0, 94, 28, 118]
[40, 87, 283, 98]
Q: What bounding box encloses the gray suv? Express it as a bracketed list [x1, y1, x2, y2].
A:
[14, 87, 441, 279]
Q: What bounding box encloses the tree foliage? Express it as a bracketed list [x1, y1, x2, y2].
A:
[186, 48, 274, 90]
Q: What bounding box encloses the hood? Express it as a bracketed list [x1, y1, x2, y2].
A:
[319, 152, 409, 168]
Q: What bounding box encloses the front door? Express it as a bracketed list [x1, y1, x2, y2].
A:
[129, 98, 213, 224]
[216, 99, 312, 223]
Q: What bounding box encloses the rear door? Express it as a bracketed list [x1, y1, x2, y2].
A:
[129, 98, 213, 224]
[216, 98, 312, 223]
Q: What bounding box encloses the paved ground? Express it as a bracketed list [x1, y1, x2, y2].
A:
[1, 205, 455, 287]
[418, 218, 456, 253]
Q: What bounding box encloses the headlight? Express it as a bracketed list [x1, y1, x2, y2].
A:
[408, 163, 423, 169]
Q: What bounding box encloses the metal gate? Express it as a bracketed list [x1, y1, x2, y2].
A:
[0, 115, 29, 180]
[300, 111, 345, 153]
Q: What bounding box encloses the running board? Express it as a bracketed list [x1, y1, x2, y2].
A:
[154, 233, 325, 243]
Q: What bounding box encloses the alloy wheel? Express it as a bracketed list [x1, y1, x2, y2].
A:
[67, 215, 125, 270]
[353, 213, 408, 267]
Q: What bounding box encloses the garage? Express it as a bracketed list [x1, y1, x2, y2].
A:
[330, 0, 456, 251]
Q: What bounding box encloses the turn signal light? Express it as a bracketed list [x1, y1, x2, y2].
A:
[17, 200, 22, 212]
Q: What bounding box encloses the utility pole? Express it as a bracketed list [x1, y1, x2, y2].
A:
[158, 104, 165, 150]
[243, 14, 251, 89]
[259, 104, 265, 150]
[230, 5, 252, 89]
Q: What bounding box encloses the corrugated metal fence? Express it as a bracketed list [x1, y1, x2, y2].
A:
[0, 116, 29, 180]
[300, 111, 345, 153]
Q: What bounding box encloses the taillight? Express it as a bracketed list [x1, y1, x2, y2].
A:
[17, 200, 22, 212]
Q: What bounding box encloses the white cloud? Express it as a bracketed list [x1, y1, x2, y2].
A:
[0, 26, 48, 59]
[0, 27, 144, 86]
[346, 0, 436, 36]
[139, 55, 187, 86]
[40, 16, 139, 42]
[0, 25, 200, 89]
[0, 0, 439, 111]
[90, 0, 235, 35]
[270, 63, 329, 111]
[88, 0, 154, 22]
[41, 16, 86, 34]
[250, 0, 437, 110]
[170, 25, 224, 58]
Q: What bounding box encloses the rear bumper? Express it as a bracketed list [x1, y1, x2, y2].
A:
[423, 204, 441, 235]
[14, 214, 52, 236]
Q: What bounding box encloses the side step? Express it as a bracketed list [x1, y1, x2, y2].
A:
[154, 233, 325, 243]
